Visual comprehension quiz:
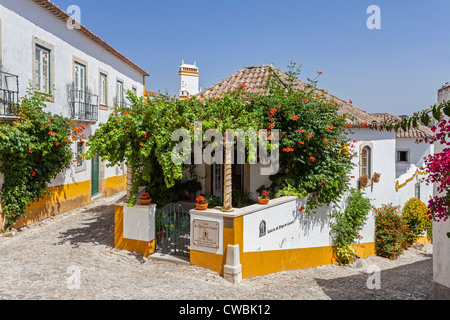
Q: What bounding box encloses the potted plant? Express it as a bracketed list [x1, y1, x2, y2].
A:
[140, 192, 152, 205]
[258, 190, 270, 205]
[372, 172, 381, 183]
[358, 175, 369, 188]
[195, 195, 208, 210]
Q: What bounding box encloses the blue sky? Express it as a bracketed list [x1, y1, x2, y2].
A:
[51, 0, 450, 116]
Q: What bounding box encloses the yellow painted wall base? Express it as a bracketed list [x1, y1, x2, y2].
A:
[190, 241, 376, 280]
[101, 175, 127, 198]
[13, 180, 91, 229]
[7, 175, 127, 229]
[114, 204, 155, 258]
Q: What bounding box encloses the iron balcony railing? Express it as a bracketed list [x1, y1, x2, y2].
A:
[0, 71, 20, 117]
[70, 90, 98, 121]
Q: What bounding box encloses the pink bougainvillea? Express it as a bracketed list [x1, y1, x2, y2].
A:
[423, 119, 450, 222]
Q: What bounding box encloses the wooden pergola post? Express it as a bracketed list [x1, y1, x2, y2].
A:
[222, 131, 234, 212]
[125, 164, 133, 203]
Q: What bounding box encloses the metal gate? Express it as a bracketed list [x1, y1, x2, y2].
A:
[155, 203, 190, 257]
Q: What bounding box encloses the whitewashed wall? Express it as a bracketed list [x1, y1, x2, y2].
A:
[0, 0, 145, 188]
[433, 87, 450, 298]
[242, 196, 375, 253]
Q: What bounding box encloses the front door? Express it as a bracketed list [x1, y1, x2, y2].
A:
[91, 152, 99, 196]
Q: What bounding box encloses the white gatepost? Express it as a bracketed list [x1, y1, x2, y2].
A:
[223, 244, 242, 284]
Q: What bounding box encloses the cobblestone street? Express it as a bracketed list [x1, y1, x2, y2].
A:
[0, 192, 433, 300]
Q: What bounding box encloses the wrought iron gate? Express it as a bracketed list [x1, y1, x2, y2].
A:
[155, 203, 190, 257]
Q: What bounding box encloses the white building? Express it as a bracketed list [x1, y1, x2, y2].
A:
[178, 60, 199, 100]
[0, 0, 149, 227]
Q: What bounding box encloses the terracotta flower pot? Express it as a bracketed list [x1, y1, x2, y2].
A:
[258, 197, 270, 205]
[372, 173, 381, 183]
[196, 203, 208, 210]
[140, 198, 152, 205]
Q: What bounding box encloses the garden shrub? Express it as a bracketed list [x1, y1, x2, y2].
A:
[402, 197, 431, 244]
[330, 188, 371, 264]
[374, 204, 408, 259]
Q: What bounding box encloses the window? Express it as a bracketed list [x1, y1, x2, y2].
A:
[99, 73, 107, 106]
[361, 146, 372, 178]
[34, 45, 50, 93]
[415, 183, 421, 200]
[76, 141, 83, 167]
[132, 86, 137, 96]
[397, 150, 409, 163]
[116, 80, 124, 107]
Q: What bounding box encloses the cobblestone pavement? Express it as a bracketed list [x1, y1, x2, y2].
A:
[0, 192, 433, 300]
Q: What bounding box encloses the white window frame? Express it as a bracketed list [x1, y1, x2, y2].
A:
[116, 80, 124, 107]
[35, 45, 51, 93]
[396, 149, 410, 164]
[99, 72, 108, 106]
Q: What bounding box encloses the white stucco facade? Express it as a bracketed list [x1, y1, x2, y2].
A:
[0, 0, 147, 193]
[433, 86, 450, 299]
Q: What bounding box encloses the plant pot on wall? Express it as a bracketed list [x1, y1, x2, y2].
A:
[140, 192, 152, 205]
[196, 203, 208, 210]
[258, 197, 270, 205]
[358, 175, 369, 188]
[372, 172, 381, 183]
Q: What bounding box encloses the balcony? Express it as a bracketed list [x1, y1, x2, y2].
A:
[70, 90, 98, 122]
[0, 71, 19, 119]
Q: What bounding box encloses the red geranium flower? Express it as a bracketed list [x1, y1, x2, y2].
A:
[310, 156, 316, 162]
[292, 115, 299, 121]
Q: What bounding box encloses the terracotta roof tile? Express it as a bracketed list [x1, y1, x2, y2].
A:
[372, 113, 433, 139]
[196, 65, 380, 127]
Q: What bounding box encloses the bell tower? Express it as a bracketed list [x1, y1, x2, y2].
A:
[178, 60, 199, 100]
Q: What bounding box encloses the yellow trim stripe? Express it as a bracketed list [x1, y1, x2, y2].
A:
[395, 169, 428, 192]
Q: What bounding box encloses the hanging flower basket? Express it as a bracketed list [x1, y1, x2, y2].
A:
[372, 172, 381, 183]
[358, 175, 369, 188]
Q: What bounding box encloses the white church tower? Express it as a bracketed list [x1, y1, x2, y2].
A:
[178, 60, 199, 100]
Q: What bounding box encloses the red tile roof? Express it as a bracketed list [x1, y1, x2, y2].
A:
[32, 0, 149, 76]
[145, 90, 161, 97]
[196, 65, 381, 128]
[372, 113, 433, 139]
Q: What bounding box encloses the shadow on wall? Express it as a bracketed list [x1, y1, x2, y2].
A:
[294, 197, 331, 238]
[314, 256, 432, 300]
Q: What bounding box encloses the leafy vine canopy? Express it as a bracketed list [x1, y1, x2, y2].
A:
[86, 63, 358, 210]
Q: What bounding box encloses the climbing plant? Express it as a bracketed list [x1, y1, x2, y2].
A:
[0, 88, 83, 230]
[86, 63, 357, 213]
[248, 63, 357, 212]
